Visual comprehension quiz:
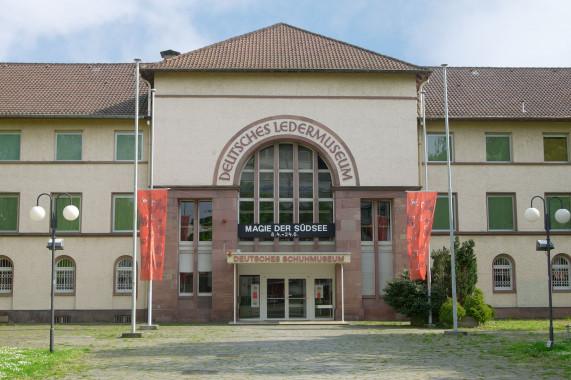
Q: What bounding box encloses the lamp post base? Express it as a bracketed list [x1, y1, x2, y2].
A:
[546, 340, 554, 348]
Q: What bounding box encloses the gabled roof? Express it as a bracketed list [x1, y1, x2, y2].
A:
[0, 63, 147, 118]
[424, 66, 571, 120]
[142, 23, 429, 75]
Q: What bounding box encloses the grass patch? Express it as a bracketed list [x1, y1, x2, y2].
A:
[0, 347, 88, 379]
[507, 341, 571, 376]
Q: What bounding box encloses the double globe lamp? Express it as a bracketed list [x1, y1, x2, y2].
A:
[30, 193, 80, 353]
[524, 197, 571, 347]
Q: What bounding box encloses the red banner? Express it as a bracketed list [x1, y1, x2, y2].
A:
[406, 192, 437, 280]
[138, 190, 168, 281]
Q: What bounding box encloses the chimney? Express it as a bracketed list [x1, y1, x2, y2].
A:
[160, 50, 181, 60]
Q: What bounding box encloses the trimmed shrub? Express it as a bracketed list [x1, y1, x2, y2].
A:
[464, 288, 495, 325]
[439, 297, 466, 326]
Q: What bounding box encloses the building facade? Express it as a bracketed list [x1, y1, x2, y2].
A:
[0, 24, 569, 323]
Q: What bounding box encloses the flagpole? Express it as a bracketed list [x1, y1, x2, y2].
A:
[442, 64, 459, 332]
[421, 90, 433, 326]
[147, 88, 156, 327]
[131, 59, 141, 334]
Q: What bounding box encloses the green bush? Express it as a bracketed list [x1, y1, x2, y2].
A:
[383, 269, 448, 323]
[439, 297, 466, 326]
[464, 288, 495, 324]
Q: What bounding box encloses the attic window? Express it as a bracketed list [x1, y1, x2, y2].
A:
[92, 67, 101, 72]
[471, 70, 478, 75]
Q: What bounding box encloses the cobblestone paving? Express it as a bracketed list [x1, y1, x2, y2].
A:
[0, 323, 568, 379]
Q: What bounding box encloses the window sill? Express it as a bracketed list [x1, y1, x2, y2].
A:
[493, 289, 516, 293]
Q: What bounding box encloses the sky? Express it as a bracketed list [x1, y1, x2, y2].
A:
[1, 0, 570, 67]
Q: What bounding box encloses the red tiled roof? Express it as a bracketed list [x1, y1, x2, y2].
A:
[142, 23, 427, 73]
[0, 63, 147, 118]
[424, 66, 571, 119]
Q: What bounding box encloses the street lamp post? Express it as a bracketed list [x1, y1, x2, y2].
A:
[30, 193, 79, 353]
[524, 195, 571, 347]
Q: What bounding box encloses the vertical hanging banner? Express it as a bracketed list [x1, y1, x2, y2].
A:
[407, 192, 437, 280]
[138, 189, 168, 281]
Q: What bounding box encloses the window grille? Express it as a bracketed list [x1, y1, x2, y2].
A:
[493, 256, 513, 290]
[552, 256, 570, 290]
[0, 258, 13, 293]
[115, 258, 132, 293]
[55, 316, 71, 324]
[114, 315, 131, 324]
[55, 258, 75, 293]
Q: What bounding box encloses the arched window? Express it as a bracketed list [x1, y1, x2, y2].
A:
[55, 257, 75, 293]
[238, 142, 333, 243]
[0, 257, 13, 294]
[115, 257, 133, 294]
[493, 255, 514, 291]
[552, 255, 570, 290]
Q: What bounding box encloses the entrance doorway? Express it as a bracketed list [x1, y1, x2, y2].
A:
[266, 278, 307, 319]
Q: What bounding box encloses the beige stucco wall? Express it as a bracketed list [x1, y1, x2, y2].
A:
[152, 72, 420, 188]
[425, 119, 571, 310]
[0, 118, 149, 312]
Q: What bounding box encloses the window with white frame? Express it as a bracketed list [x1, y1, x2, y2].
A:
[432, 194, 457, 231]
[56, 194, 81, 232]
[56, 132, 82, 161]
[487, 194, 515, 231]
[0, 194, 19, 232]
[485, 134, 511, 162]
[115, 257, 132, 293]
[493, 256, 514, 291]
[361, 201, 392, 296]
[544, 134, 568, 162]
[546, 194, 571, 230]
[55, 257, 75, 293]
[115, 132, 143, 161]
[0, 257, 13, 294]
[427, 133, 454, 162]
[179, 200, 212, 295]
[552, 255, 570, 290]
[113, 194, 138, 232]
[0, 132, 20, 161]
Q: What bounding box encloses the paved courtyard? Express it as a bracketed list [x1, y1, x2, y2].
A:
[0, 322, 568, 379]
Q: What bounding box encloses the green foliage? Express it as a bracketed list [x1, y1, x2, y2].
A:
[464, 289, 496, 324]
[430, 237, 478, 304]
[439, 297, 466, 326]
[383, 269, 448, 323]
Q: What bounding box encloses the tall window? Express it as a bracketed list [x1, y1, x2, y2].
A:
[544, 135, 568, 162]
[55, 257, 75, 293]
[0, 257, 13, 294]
[427, 134, 453, 162]
[493, 256, 514, 291]
[552, 255, 570, 290]
[115, 257, 132, 294]
[546, 194, 571, 230]
[0, 132, 20, 161]
[56, 132, 82, 161]
[433, 194, 457, 231]
[0, 194, 19, 232]
[487, 194, 515, 231]
[486, 134, 511, 162]
[56, 194, 81, 232]
[179, 201, 212, 295]
[361, 201, 392, 296]
[113, 194, 137, 232]
[238, 143, 334, 242]
[115, 132, 143, 161]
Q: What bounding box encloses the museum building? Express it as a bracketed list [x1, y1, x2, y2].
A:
[0, 23, 570, 323]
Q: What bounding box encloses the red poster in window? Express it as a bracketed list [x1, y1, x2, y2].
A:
[138, 190, 168, 281]
[407, 192, 437, 280]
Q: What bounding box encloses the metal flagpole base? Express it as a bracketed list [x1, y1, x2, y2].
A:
[121, 332, 143, 338]
[139, 325, 158, 330]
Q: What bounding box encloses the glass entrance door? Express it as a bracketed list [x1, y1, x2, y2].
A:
[267, 278, 285, 318]
[266, 278, 307, 319]
[288, 278, 306, 318]
[239, 275, 260, 319]
[314, 278, 333, 318]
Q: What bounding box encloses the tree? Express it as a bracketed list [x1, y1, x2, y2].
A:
[431, 237, 478, 304]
